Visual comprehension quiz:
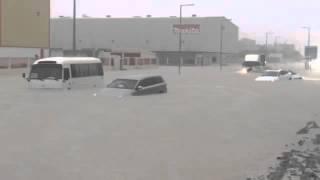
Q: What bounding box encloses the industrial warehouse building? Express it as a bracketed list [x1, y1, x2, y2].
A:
[50, 16, 239, 65]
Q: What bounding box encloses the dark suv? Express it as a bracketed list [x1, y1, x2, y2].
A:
[107, 75, 167, 96]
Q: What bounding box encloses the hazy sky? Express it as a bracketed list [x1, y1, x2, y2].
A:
[51, 0, 320, 49]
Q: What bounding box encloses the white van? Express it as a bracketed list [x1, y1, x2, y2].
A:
[23, 57, 104, 89]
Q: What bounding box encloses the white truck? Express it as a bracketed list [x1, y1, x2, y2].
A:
[241, 54, 267, 73]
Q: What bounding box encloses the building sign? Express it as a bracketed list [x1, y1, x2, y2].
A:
[173, 24, 200, 34]
[305, 46, 318, 59]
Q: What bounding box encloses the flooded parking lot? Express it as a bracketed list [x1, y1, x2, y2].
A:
[0, 65, 319, 180]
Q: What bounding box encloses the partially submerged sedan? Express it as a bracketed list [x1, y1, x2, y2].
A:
[106, 75, 167, 96]
[255, 70, 303, 82]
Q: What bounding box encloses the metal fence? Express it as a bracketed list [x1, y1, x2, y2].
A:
[0, 57, 34, 69]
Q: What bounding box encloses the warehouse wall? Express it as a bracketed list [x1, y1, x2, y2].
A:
[50, 17, 239, 53]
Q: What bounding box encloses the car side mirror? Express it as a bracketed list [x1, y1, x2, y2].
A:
[22, 73, 26, 79]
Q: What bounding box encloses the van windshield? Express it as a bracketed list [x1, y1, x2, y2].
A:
[30, 64, 62, 80]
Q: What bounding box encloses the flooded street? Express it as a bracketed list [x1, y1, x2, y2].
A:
[0, 65, 319, 180]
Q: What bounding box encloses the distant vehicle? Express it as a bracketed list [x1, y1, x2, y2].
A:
[106, 75, 167, 96]
[287, 70, 304, 80]
[241, 54, 267, 73]
[22, 57, 104, 89]
[255, 70, 303, 82]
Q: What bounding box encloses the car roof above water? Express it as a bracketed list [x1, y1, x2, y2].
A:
[118, 74, 163, 81]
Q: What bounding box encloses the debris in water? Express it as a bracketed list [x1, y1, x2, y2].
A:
[297, 121, 320, 135]
[248, 122, 320, 180]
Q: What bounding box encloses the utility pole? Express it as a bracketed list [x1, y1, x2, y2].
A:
[178, 3, 194, 75]
[219, 22, 224, 71]
[72, 0, 77, 56]
[306, 28, 311, 48]
[179, 5, 182, 75]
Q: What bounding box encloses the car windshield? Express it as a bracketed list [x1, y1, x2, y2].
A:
[262, 71, 279, 77]
[108, 79, 138, 89]
[29, 64, 62, 80]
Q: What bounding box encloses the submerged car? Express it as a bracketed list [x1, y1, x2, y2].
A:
[106, 75, 167, 96]
[287, 70, 304, 80]
[255, 70, 303, 82]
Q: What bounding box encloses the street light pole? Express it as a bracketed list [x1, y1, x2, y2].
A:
[265, 32, 272, 62]
[302, 26, 311, 70]
[178, 3, 194, 75]
[72, 0, 77, 56]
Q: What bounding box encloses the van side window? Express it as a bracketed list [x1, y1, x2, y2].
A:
[89, 63, 104, 76]
[71, 64, 88, 77]
[71, 63, 104, 78]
